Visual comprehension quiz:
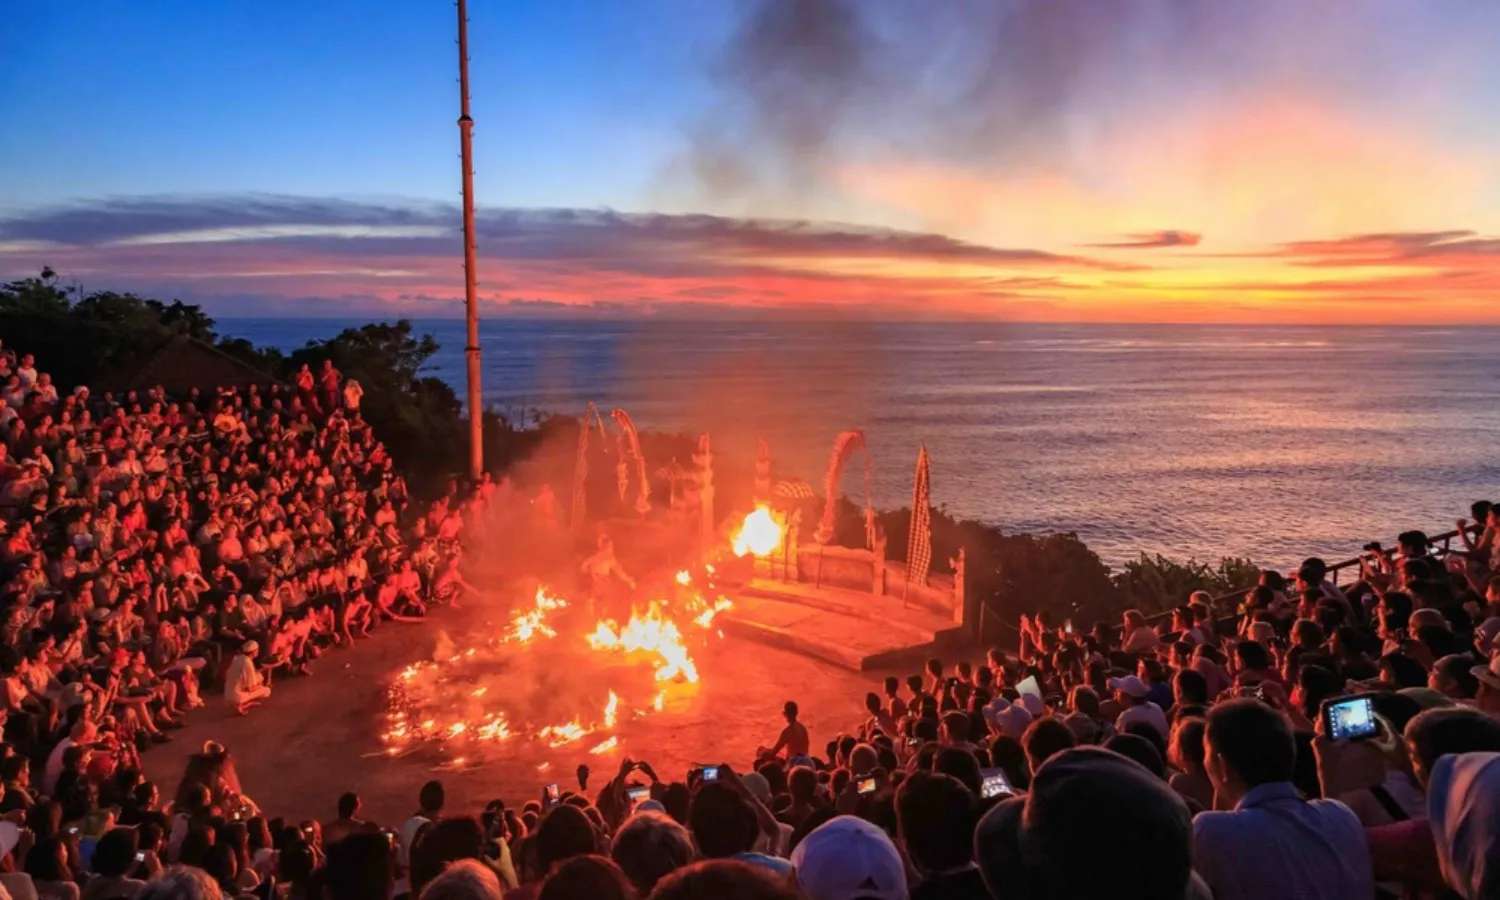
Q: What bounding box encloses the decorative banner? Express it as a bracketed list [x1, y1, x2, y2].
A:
[610, 407, 651, 514]
[814, 429, 872, 545]
[907, 444, 932, 587]
[570, 403, 604, 531]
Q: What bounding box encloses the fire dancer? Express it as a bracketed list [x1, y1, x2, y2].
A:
[580, 532, 636, 619]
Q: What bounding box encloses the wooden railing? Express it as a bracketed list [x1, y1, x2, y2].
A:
[1146, 523, 1484, 626]
[985, 521, 1485, 643]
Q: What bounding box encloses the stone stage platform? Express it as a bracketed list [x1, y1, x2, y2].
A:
[721, 577, 962, 672]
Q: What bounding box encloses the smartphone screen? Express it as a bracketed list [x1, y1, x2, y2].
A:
[980, 768, 1013, 799]
[700, 765, 719, 782]
[1015, 675, 1042, 701]
[544, 783, 560, 805]
[626, 784, 650, 804]
[135, 851, 146, 862]
[857, 777, 877, 795]
[1324, 695, 1378, 741]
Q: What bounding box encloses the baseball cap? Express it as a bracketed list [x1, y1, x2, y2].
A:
[790, 815, 906, 900]
[740, 772, 772, 805]
[982, 698, 1033, 739]
[1471, 655, 1500, 693]
[1474, 617, 1500, 651]
[1107, 675, 1150, 699]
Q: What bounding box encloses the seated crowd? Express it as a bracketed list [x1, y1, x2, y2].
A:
[1, 338, 1498, 900]
[0, 342, 488, 898]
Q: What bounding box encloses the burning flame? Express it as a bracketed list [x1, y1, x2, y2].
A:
[589, 605, 700, 683]
[475, 714, 512, 742]
[692, 596, 734, 629]
[603, 690, 619, 728]
[504, 586, 568, 643]
[589, 736, 620, 755]
[537, 719, 593, 747]
[732, 505, 782, 558]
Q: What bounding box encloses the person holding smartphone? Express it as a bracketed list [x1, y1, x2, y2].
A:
[1193, 699, 1371, 900]
[82, 827, 149, 900]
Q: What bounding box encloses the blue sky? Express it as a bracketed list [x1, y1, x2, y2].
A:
[4, 1, 1500, 322]
[1, 2, 726, 208]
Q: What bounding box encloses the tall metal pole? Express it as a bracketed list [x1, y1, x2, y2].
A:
[456, 0, 483, 480]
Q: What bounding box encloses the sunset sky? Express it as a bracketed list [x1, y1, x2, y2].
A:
[4, 1, 1500, 322]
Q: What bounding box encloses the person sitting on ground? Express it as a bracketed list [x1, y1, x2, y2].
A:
[222, 642, 270, 716]
[1193, 699, 1371, 900]
[756, 702, 808, 762]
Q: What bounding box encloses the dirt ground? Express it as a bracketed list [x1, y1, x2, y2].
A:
[142, 601, 879, 827]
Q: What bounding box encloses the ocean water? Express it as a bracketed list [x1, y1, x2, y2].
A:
[219, 319, 1500, 569]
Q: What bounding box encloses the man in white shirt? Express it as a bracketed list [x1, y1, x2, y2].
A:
[1109, 675, 1169, 740]
[394, 780, 445, 897]
[43, 717, 98, 796]
[1194, 699, 1371, 900]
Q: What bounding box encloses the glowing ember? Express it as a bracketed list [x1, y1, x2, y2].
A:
[475, 714, 512, 742]
[589, 736, 620, 755]
[675, 569, 692, 586]
[732, 505, 783, 557]
[693, 596, 734, 629]
[504, 586, 569, 643]
[537, 719, 594, 747]
[589, 605, 700, 683]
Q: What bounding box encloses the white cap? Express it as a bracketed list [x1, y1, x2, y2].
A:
[1247, 621, 1277, 645]
[982, 698, 1033, 739]
[1107, 675, 1150, 699]
[791, 815, 907, 900]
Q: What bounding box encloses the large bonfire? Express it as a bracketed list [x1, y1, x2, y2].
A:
[380, 508, 780, 768]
